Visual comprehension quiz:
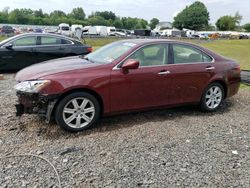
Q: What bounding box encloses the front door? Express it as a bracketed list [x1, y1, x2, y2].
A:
[110, 43, 171, 113]
[0, 36, 37, 71]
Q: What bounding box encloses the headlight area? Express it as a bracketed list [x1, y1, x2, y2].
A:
[14, 80, 59, 123]
[14, 80, 51, 93]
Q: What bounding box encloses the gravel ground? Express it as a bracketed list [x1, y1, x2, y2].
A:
[0, 74, 250, 188]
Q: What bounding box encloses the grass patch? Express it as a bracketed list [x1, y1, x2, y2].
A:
[241, 83, 250, 90]
[201, 40, 250, 70]
[0, 36, 7, 42]
[84, 37, 122, 47]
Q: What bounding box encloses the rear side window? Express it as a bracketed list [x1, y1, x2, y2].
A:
[203, 53, 213, 62]
[13, 36, 37, 47]
[41, 36, 61, 45]
[61, 39, 72, 44]
[173, 44, 212, 64]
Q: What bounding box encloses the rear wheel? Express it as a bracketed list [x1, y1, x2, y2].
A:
[55, 92, 100, 132]
[200, 83, 224, 112]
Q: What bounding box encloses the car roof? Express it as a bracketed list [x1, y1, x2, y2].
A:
[116, 39, 219, 59]
[118, 39, 191, 45]
[13, 33, 77, 41]
[118, 39, 212, 51]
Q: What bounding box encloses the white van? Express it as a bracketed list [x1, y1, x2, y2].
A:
[95, 26, 108, 36]
[71, 25, 83, 32]
[107, 27, 116, 36]
[58, 23, 71, 36]
[82, 26, 98, 35]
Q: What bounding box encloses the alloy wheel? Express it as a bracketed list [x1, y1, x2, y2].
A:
[62, 97, 95, 128]
[205, 86, 223, 109]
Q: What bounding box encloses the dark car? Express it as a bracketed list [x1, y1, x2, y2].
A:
[14, 39, 241, 132]
[0, 33, 92, 71]
[34, 28, 43, 33]
[1, 25, 14, 34]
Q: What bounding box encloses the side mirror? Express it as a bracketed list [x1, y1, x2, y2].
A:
[5, 43, 13, 49]
[121, 59, 139, 73]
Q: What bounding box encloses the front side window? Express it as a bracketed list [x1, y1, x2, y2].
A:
[41, 36, 61, 45]
[129, 44, 168, 67]
[13, 36, 37, 47]
[173, 44, 212, 64]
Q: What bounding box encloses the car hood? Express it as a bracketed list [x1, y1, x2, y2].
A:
[15, 56, 99, 81]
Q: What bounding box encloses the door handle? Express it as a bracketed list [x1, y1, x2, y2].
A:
[158, 70, 171, 75]
[206, 66, 215, 70]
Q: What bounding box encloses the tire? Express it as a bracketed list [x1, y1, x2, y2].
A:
[55, 92, 101, 132]
[200, 82, 225, 112]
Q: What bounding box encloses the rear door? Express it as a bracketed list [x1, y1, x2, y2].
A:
[34, 36, 72, 62]
[166, 44, 215, 104]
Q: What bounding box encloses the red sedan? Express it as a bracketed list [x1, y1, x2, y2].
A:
[14, 39, 241, 132]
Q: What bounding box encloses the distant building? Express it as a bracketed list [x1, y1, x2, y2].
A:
[154, 22, 172, 31]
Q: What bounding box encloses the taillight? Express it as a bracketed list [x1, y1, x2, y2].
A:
[232, 64, 241, 74]
[234, 64, 241, 72]
[87, 47, 93, 53]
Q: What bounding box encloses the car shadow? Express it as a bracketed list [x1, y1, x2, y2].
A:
[35, 98, 235, 140]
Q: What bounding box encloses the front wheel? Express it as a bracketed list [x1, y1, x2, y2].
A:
[55, 92, 101, 132]
[200, 83, 224, 112]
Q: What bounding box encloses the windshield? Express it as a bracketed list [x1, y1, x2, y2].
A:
[85, 42, 136, 64]
[61, 26, 70, 31]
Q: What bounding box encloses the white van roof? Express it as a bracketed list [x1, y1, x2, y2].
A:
[59, 23, 70, 27]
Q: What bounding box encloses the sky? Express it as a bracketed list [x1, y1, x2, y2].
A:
[1, 0, 250, 24]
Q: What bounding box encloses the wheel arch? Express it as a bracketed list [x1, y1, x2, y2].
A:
[51, 88, 104, 118]
[208, 79, 228, 99]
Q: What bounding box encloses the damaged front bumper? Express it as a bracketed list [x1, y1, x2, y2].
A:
[15, 91, 59, 123]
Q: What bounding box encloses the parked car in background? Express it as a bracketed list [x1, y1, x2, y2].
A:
[14, 39, 241, 132]
[1, 25, 14, 34]
[95, 26, 108, 36]
[107, 27, 116, 36]
[34, 28, 43, 33]
[134, 29, 151, 36]
[0, 33, 92, 71]
[114, 29, 131, 37]
[58, 23, 71, 36]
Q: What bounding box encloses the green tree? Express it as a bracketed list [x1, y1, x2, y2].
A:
[243, 23, 250, 32]
[88, 16, 109, 26]
[173, 1, 209, 30]
[34, 9, 44, 18]
[50, 10, 66, 18]
[150, 18, 159, 29]
[91, 11, 116, 21]
[216, 16, 236, 31]
[113, 18, 123, 28]
[0, 7, 9, 23]
[234, 11, 242, 26]
[0, 7, 155, 28]
[204, 23, 216, 31]
[8, 9, 29, 24]
[70, 7, 85, 20]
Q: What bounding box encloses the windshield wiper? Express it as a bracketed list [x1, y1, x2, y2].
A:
[82, 56, 94, 63]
